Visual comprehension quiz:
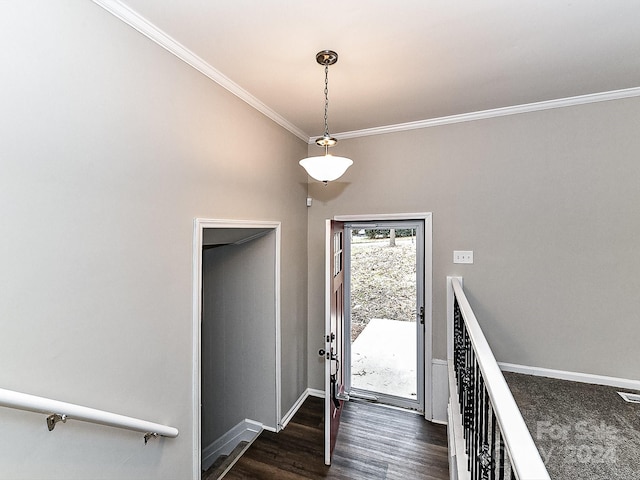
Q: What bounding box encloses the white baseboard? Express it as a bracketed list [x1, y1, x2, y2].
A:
[499, 362, 640, 391]
[308, 388, 325, 398]
[278, 388, 325, 431]
[280, 389, 310, 429]
[201, 419, 262, 471]
[432, 359, 449, 424]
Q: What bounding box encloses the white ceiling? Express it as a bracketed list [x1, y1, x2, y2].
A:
[106, 0, 640, 140]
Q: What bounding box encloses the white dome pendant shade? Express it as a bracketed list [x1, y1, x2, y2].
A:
[299, 154, 353, 183]
[299, 50, 353, 185]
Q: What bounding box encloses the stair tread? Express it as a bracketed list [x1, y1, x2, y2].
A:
[202, 441, 250, 480]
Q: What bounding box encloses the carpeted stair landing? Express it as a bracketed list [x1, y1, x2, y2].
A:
[504, 372, 640, 480]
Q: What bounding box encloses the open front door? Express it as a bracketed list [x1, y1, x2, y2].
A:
[324, 219, 345, 465]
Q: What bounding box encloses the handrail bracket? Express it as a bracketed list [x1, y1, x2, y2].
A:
[144, 432, 159, 444]
[46, 413, 67, 431]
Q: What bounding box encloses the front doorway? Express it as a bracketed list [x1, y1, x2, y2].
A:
[323, 213, 433, 465]
[344, 220, 425, 411]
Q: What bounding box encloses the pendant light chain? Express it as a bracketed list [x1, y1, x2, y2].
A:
[298, 49, 353, 184]
[323, 63, 330, 138]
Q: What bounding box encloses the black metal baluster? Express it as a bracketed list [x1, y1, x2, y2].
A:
[464, 337, 471, 462]
[490, 405, 496, 480]
[473, 368, 480, 480]
[464, 334, 470, 458]
[478, 375, 484, 480]
[475, 369, 483, 480]
[479, 379, 492, 480]
[470, 356, 476, 479]
[459, 307, 466, 442]
[469, 347, 476, 470]
[454, 299, 464, 407]
[471, 360, 476, 478]
[498, 431, 505, 480]
[464, 327, 473, 463]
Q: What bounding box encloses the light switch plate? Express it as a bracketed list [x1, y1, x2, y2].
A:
[454, 250, 473, 264]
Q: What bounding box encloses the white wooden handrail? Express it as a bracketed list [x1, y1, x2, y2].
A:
[448, 277, 549, 480]
[0, 387, 178, 442]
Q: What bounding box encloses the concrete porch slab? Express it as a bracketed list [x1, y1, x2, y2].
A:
[351, 318, 417, 399]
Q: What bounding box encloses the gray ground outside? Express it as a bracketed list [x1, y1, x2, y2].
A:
[351, 318, 417, 399]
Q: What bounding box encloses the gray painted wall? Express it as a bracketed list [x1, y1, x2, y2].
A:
[201, 232, 277, 447]
[308, 97, 640, 390]
[0, 3, 307, 478]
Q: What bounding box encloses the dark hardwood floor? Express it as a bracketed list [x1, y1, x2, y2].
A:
[219, 396, 449, 479]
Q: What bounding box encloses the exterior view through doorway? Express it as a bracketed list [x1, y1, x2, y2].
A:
[346, 220, 423, 410]
[336, 213, 432, 417]
[345, 220, 424, 411]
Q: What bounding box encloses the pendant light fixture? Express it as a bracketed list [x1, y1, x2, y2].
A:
[299, 50, 353, 185]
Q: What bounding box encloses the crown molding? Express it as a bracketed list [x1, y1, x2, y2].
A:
[329, 86, 640, 142]
[92, 0, 309, 142]
[92, 1, 640, 146]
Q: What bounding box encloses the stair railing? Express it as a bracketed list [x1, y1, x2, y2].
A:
[447, 277, 548, 480]
[0, 387, 178, 443]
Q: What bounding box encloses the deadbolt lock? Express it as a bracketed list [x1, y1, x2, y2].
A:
[318, 348, 337, 360]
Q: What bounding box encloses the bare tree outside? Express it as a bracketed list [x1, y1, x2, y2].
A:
[350, 229, 416, 341]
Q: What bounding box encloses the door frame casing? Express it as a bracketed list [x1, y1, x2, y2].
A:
[334, 213, 433, 420]
[191, 218, 282, 479]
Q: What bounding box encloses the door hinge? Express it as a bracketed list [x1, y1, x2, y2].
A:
[419, 306, 425, 324]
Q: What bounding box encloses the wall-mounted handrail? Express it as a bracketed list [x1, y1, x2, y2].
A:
[0, 387, 178, 442]
[447, 277, 548, 480]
